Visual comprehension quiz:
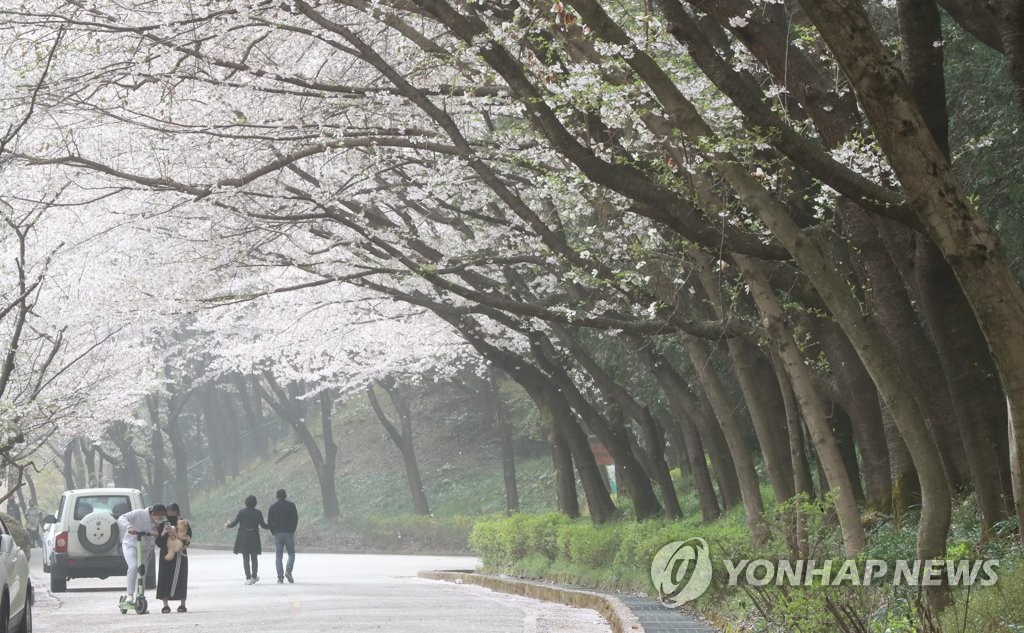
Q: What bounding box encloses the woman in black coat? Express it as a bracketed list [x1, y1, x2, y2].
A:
[156, 502, 192, 612]
[225, 495, 269, 584]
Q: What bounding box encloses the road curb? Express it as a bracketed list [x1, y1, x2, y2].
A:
[417, 570, 643, 633]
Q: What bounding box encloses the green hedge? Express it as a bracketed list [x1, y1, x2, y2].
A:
[469, 509, 753, 600]
[468, 512, 570, 566]
[468, 501, 1024, 633]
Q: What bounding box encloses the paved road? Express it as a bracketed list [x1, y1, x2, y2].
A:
[29, 548, 612, 633]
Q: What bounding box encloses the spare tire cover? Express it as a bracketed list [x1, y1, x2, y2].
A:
[78, 511, 120, 553]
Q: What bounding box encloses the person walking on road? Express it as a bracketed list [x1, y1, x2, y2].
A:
[266, 489, 298, 584]
[225, 495, 269, 584]
[23, 500, 42, 547]
[156, 502, 192, 613]
[117, 504, 167, 601]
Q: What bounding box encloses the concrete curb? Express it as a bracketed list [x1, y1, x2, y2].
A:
[417, 570, 643, 633]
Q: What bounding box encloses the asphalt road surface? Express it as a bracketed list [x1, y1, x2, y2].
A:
[29, 548, 612, 632]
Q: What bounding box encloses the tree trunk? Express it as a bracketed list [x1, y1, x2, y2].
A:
[234, 374, 270, 458]
[493, 357, 607, 521]
[219, 389, 243, 478]
[638, 347, 723, 521]
[530, 335, 662, 520]
[637, 408, 684, 519]
[773, 359, 815, 498]
[108, 421, 144, 490]
[146, 395, 168, 502]
[262, 375, 340, 519]
[691, 249, 795, 502]
[61, 442, 76, 491]
[486, 371, 520, 514]
[318, 390, 341, 520]
[681, 334, 769, 545]
[831, 407, 866, 503]
[425, 309, 610, 521]
[807, 316, 893, 509]
[367, 383, 430, 515]
[846, 210, 969, 490]
[911, 240, 1013, 531]
[737, 256, 867, 555]
[200, 387, 226, 486]
[991, 0, 1024, 113]
[803, 0, 1023, 551]
[164, 403, 191, 516]
[549, 423, 580, 518]
[554, 328, 681, 518]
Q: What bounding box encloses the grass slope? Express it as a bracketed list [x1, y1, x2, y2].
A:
[188, 393, 556, 553]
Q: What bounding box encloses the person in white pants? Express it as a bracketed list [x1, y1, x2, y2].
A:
[117, 504, 167, 600]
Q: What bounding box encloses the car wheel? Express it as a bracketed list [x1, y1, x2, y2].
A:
[48, 575, 65, 594]
[0, 594, 10, 633]
[77, 512, 119, 554]
[12, 585, 30, 633]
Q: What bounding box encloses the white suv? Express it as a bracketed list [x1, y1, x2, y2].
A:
[41, 488, 155, 593]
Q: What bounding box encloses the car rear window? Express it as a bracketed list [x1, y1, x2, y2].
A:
[72, 496, 132, 520]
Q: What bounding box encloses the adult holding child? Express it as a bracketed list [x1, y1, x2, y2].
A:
[225, 495, 269, 584]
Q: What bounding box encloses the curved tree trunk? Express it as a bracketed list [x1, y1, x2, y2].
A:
[691, 249, 795, 503]
[367, 383, 430, 516]
[681, 334, 769, 545]
[641, 347, 722, 522]
[531, 334, 663, 520]
[772, 358, 815, 499]
[263, 376, 340, 519]
[806, 316, 893, 510]
[912, 241, 1012, 531]
[554, 328, 681, 518]
[802, 0, 1024, 549]
[846, 211, 969, 489]
[737, 256, 866, 555]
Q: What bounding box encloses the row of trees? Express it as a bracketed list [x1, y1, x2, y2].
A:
[0, 0, 1022, 612]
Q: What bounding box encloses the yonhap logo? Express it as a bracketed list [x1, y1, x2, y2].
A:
[650, 538, 999, 609]
[650, 538, 713, 607]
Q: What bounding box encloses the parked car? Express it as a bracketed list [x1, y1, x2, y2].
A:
[41, 488, 154, 593]
[0, 514, 32, 632]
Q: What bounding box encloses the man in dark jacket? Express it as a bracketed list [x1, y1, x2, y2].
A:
[266, 489, 298, 584]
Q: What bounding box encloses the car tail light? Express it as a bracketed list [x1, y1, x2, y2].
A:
[55, 532, 68, 553]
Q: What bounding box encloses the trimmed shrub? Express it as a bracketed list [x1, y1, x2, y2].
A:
[470, 513, 539, 567]
[556, 521, 622, 567]
[523, 512, 572, 561]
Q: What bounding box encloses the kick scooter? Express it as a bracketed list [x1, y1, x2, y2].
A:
[118, 532, 150, 614]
